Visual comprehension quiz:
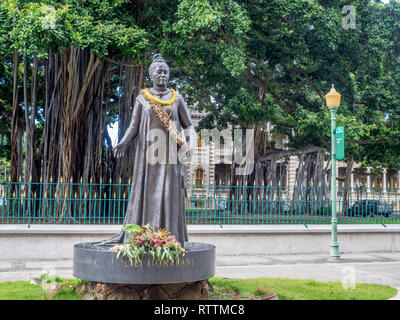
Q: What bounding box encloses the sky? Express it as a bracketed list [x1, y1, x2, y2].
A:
[108, 123, 119, 147]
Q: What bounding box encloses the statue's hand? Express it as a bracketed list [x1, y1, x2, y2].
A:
[186, 146, 194, 159]
[114, 143, 127, 158]
[177, 144, 193, 165]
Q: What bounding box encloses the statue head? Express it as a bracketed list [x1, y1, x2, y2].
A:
[149, 55, 169, 89]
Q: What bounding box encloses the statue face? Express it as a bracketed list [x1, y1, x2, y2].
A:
[151, 64, 169, 88]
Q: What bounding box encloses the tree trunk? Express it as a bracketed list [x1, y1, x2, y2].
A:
[31, 55, 40, 184]
[10, 49, 20, 197]
[113, 60, 144, 184]
[341, 159, 354, 216]
[23, 54, 37, 183]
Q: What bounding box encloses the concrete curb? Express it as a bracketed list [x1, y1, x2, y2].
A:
[0, 224, 121, 234]
[189, 224, 400, 234]
[388, 288, 400, 300]
[1, 224, 400, 234]
[1, 224, 399, 259]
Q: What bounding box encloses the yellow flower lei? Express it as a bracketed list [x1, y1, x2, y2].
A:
[143, 88, 177, 105]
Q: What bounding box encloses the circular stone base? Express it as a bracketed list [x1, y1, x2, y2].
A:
[80, 281, 209, 300]
[73, 242, 215, 284]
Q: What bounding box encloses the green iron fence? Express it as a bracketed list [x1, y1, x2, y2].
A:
[0, 181, 399, 225]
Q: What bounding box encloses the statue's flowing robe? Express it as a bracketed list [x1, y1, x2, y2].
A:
[119, 92, 193, 244]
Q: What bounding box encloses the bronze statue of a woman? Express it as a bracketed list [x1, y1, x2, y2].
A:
[96, 56, 195, 245]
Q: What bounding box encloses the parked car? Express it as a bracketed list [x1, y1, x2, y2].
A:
[217, 200, 227, 211]
[377, 203, 394, 217]
[264, 201, 290, 214]
[347, 200, 393, 217]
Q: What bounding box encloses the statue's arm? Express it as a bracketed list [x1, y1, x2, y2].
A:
[178, 95, 195, 154]
[178, 95, 193, 130]
[119, 99, 142, 146]
[114, 100, 142, 158]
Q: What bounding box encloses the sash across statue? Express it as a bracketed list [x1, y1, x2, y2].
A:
[140, 88, 188, 153]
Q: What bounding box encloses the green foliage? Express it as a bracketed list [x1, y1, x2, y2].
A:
[1, 0, 149, 59]
[173, 0, 250, 76]
[2, 0, 400, 173]
[121, 223, 143, 234]
[163, 0, 400, 170]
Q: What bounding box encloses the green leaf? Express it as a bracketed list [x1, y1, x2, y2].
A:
[122, 224, 143, 232]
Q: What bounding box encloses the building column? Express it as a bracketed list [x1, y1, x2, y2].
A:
[383, 168, 387, 195]
[350, 172, 354, 188]
[367, 167, 371, 194]
[287, 156, 298, 200]
[350, 171, 354, 197]
[286, 165, 289, 188]
[398, 171, 400, 191]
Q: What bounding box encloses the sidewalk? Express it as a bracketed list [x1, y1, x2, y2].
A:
[216, 252, 400, 287]
[1, 252, 399, 298]
[216, 252, 400, 300]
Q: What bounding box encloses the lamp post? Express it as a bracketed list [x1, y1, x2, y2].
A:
[325, 84, 341, 260]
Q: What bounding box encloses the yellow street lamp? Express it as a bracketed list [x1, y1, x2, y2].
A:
[325, 85, 341, 108]
[325, 84, 341, 260]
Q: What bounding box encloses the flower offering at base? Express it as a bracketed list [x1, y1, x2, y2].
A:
[110, 224, 186, 266]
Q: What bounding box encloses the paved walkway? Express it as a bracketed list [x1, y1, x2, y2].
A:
[215, 252, 400, 300]
[1, 252, 399, 299]
[216, 252, 400, 286]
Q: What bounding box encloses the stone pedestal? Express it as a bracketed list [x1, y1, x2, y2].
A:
[73, 241, 215, 300]
[81, 281, 209, 300]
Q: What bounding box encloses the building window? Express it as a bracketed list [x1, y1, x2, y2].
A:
[282, 138, 289, 151]
[360, 176, 367, 188]
[196, 133, 204, 149]
[375, 177, 383, 188]
[194, 168, 204, 189]
[391, 177, 398, 189]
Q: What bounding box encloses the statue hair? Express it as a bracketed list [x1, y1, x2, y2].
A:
[149, 55, 169, 77]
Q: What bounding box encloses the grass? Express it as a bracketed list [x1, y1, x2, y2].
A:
[0, 281, 44, 300]
[0, 277, 85, 300]
[0, 276, 396, 300]
[209, 277, 397, 300]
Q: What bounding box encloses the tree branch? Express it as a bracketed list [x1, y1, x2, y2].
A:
[256, 146, 326, 162]
[283, 65, 325, 101]
[347, 139, 397, 144]
[0, 107, 12, 121]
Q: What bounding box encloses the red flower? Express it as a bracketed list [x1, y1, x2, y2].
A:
[135, 235, 144, 242]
